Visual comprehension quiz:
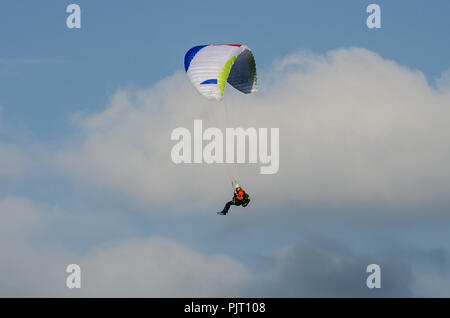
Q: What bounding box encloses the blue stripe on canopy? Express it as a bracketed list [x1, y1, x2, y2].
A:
[184, 45, 207, 72]
[200, 79, 218, 85]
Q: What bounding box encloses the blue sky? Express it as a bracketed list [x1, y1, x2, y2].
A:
[0, 1, 450, 297]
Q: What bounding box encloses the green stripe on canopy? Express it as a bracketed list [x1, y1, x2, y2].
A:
[217, 56, 237, 97]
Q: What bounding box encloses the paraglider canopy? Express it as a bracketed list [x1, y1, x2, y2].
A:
[184, 44, 258, 101]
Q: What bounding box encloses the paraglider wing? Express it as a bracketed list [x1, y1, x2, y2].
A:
[184, 44, 257, 101]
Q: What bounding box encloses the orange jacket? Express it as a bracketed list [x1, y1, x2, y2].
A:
[235, 189, 245, 201]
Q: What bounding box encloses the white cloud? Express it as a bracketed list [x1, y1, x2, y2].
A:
[0, 143, 28, 176]
[80, 237, 251, 297]
[0, 108, 33, 177]
[1, 195, 449, 297]
[0, 196, 70, 296]
[56, 48, 450, 215]
[437, 68, 450, 92]
[0, 196, 251, 297]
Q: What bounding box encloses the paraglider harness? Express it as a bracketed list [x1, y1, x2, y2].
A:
[234, 189, 251, 207]
[241, 192, 250, 207]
